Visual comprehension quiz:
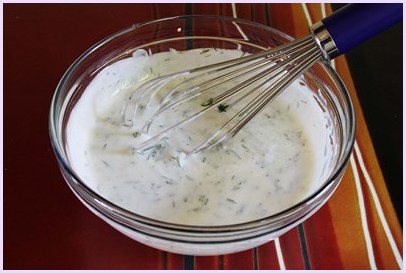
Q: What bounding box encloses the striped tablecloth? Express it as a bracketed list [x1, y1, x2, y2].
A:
[4, 3, 402, 270]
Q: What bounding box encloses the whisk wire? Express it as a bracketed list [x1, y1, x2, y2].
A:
[191, 43, 322, 153]
[127, 35, 324, 154]
[149, 36, 316, 121]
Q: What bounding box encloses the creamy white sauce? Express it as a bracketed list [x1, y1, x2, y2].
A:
[67, 48, 332, 226]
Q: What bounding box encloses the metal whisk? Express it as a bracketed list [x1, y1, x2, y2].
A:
[122, 3, 401, 154]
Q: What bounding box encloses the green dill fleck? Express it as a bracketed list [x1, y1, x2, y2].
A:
[232, 181, 242, 190]
[200, 49, 210, 54]
[226, 149, 241, 159]
[101, 160, 109, 167]
[236, 206, 245, 215]
[183, 197, 188, 203]
[226, 198, 236, 203]
[164, 58, 171, 61]
[185, 175, 194, 181]
[132, 132, 140, 138]
[102, 143, 107, 150]
[218, 104, 230, 112]
[241, 52, 247, 58]
[202, 157, 206, 163]
[201, 97, 214, 107]
[198, 194, 209, 205]
[213, 47, 218, 51]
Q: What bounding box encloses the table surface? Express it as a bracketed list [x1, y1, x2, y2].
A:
[4, 3, 402, 270]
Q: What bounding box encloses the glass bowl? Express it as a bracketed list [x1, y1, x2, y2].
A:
[49, 15, 355, 255]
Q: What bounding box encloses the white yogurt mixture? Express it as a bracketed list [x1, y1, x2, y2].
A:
[67, 48, 331, 226]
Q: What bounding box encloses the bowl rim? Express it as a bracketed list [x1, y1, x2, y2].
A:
[49, 14, 356, 234]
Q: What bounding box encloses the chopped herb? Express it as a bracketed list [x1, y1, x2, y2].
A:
[164, 58, 171, 61]
[226, 198, 236, 203]
[101, 160, 109, 167]
[201, 97, 214, 107]
[226, 149, 241, 159]
[241, 52, 247, 57]
[132, 132, 140, 138]
[236, 206, 245, 215]
[233, 182, 242, 190]
[102, 143, 107, 150]
[241, 143, 249, 151]
[213, 47, 218, 51]
[198, 194, 209, 205]
[200, 49, 210, 54]
[185, 175, 194, 181]
[218, 104, 230, 112]
[202, 157, 206, 163]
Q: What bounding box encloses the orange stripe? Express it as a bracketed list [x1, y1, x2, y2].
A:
[353, 155, 402, 269]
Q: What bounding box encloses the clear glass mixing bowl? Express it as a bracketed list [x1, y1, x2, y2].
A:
[49, 15, 355, 255]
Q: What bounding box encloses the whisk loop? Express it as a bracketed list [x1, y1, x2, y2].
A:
[122, 35, 323, 154]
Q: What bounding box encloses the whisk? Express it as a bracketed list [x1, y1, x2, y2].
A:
[122, 4, 402, 154]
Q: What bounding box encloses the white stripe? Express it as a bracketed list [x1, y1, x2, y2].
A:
[274, 238, 286, 270]
[350, 155, 377, 269]
[231, 2, 237, 18]
[230, 4, 247, 53]
[354, 142, 403, 268]
[301, 3, 313, 26]
[320, 3, 327, 18]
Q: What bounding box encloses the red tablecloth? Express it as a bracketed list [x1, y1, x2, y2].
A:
[4, 3, 402, 269]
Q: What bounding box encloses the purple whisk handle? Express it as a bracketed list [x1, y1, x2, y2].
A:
[321, 3, 402, 55]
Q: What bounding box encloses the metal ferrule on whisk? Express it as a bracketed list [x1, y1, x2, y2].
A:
[310, 21, 339, 61]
